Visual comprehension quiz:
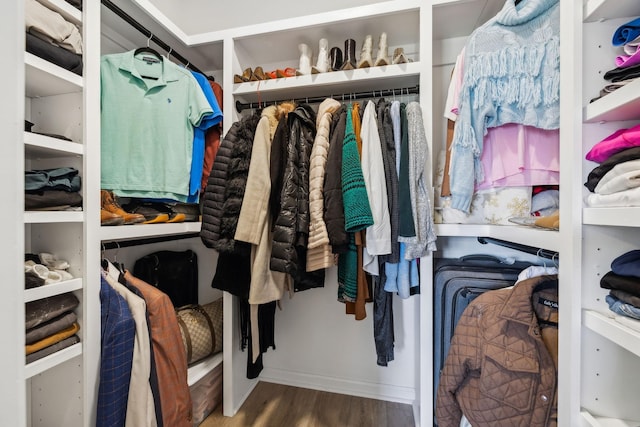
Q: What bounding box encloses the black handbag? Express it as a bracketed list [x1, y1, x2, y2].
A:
[133, 250, 198, 307]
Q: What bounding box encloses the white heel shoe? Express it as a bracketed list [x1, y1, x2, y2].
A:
[374, 32, 389, 66]
[357, 35, 373, 68]
[312, 38, 329, 74]
[296, 43, 312, 76]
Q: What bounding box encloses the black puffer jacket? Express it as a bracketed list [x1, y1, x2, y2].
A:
[270, 104, 316, 277]
[200, 113, 260, 253]
[323, 106, 348, 253]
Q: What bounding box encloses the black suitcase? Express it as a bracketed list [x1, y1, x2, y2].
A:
[433, 254, 533, 416]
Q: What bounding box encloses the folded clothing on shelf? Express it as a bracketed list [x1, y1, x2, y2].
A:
[25, 292, 79, 330]
[26, 321, 79, 355]
[586, 123, 640, 163]
[25, 190, 82, 211]
[26, 335, 80, 364]
[25, 32, 82, 75]
[26, 311, 77, 345]
[585, 147, 640, 192]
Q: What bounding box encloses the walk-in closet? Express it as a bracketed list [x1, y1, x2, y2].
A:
[4, 0, 640, 426]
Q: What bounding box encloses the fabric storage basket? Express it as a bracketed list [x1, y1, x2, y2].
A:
[191, 362, 223, 426]
[176, 298, 223, 365]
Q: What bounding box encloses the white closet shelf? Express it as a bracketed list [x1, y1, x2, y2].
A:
[187, 352, 223, 386]
[24, 278, 83, 303]
[24, 211, 84, 224]
[37, 0, 82, 26]
[583, 207, 640, 227]
[232, 62, 421, 104]
[25, 52, 83, 98]
[24, 342, 82, 379]
[435, 223, 561, 252]
[584, 78, 640, 123]
[100, 221, 201, 242]
[583, 310, 640, 358]
[583, 0, 639, 23]
[24, 132, 83, 157]
[581, 411, 640, 427]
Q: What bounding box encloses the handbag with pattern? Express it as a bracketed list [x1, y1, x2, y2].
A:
[176, 298, 223, 365]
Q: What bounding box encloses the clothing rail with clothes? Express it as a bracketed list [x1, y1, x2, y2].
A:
[234, 85, 420, 112]
[101, 0, 206, 76]
[477, 236, 559, 261]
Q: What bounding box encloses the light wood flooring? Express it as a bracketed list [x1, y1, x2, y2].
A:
[201, 381, 415, 427]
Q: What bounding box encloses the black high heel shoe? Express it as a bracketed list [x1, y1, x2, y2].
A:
[329, 47, 343, 71]
[340, 39, 356, 71]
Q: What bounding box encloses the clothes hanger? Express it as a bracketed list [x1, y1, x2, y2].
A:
[134, 34, 161, 80]
[134, 34, 162, 60]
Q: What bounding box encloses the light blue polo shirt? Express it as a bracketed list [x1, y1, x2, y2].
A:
[100, 50, 213, 202]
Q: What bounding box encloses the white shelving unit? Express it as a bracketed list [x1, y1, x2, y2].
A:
[581, 0, 640, 424]
[7, 0, 640, 426]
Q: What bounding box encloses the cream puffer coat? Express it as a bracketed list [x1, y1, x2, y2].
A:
[234, 103, 295, 306]
[436, 274, 559, 427]
[306, 98, 341, 272]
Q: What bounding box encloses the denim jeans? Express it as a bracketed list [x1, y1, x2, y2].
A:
[606, 293, 640, 320]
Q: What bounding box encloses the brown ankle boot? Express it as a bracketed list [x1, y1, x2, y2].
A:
[101, 209, 124, 226]
[101, 190, 146, 224]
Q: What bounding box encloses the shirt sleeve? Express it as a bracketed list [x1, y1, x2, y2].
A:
[188, 73, 214, 128]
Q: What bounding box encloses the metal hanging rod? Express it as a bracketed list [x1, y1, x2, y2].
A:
[101, 0, 206, 76]
[235, 85, 420, 113]
[477, 236, 558, 261]
[102, 232, 200, 250]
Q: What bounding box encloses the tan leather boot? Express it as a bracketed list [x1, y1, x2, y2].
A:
[101, 208, 124, 226]
[101, 190, 146, 224]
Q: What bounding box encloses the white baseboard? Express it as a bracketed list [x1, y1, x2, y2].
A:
[259, 367, 416, 405]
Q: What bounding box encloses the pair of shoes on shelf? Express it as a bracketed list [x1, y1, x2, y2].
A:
[233, 67, 253, 83]
[25, 260, 74, 286]
[101, 190, 146, 225]
[39, 252, 70, 270]
[122, 200, 186, 224]
[358, 33, 401, 68]
[235, 67, 297, 82]
[302, 39, 355, 73]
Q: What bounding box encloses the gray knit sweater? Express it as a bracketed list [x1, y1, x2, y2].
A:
[404, 102, 437, 259]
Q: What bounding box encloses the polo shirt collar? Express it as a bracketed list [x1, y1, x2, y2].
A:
[118, 50, 181, 89]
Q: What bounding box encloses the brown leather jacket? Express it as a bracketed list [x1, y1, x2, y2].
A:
[436, 274, 559, 427]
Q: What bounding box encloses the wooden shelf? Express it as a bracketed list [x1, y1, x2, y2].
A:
[583, 310, 640, 358]
[24, 211, 84, 224]
[24, 278, 82, 303]
[232, 62, 421, 104]
[37, 0, 82, 26]
[583, 207, 640, 227]
[435, 223, 561, 252]
[24, 342, 82, 379]
[584, 78, 640, 123]
[24, 132, 82, 157]
[187, 352, 223, 386]
[100, 221, 202, 242]
[584, 0, 640, 23]
[25, 52, 82, 98]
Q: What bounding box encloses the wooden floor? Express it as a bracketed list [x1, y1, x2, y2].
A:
[200, 381, 415, 427]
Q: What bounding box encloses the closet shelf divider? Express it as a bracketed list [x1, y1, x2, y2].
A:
[25, 52, 83, 98]
[24, 278, 83, 303]
[24, 342, 82, 379]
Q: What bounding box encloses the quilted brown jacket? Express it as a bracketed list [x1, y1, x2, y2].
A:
[436, 275, 559, 427]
